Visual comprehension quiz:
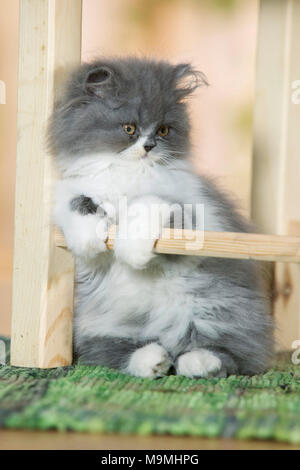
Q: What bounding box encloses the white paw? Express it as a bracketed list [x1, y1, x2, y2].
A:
[114, 238, 156, 270]
[67, 213, 108, 259]
[126, 343, 172, 378]
[176, 349, 222, 378]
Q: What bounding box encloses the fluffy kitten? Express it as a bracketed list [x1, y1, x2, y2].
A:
[49, 57, 274, 378]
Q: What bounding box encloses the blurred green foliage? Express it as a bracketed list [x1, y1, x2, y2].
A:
[127, 0, 240, 29]
[232, 101, 254, 138]
[203, 0, 238, 12]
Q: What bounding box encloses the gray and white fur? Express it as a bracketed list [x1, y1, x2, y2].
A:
[49, 57, 274, 378]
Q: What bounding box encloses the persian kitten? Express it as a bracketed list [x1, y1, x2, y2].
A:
[49, 57, 274, 378]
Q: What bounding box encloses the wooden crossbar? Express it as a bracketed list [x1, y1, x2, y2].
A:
[55, 226, 300, 263]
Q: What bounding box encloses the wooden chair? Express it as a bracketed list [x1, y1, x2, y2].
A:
[10, 0, 300, 368]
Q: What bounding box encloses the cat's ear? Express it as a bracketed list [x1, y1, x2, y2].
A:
[173, 64, 208, 101]
[84, 66, 116, 97]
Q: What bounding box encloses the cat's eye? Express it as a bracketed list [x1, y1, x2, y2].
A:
[122, 124, 136, 135]
[157, 125, 169, 137]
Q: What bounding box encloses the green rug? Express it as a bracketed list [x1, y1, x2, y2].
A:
[0, 337, 300, 443]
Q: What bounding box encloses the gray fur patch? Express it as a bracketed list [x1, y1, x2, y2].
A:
[47, 57, 208, 158]
[76, 336, 148, 370]
[70, 195, 98, 215]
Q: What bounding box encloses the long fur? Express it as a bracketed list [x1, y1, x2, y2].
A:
[49, 57, 274, 378]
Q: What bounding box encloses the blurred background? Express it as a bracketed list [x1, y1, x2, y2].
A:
[0, 0, 259, 335]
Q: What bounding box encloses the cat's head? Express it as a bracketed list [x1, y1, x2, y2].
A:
[48, 57, 208, 168]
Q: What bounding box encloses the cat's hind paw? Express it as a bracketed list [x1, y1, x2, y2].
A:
[126, 343, 172, 378]
[176, 349, 222, 378]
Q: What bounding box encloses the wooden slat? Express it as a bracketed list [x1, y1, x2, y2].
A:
[54, 227, 300, 263]
[11, 0, 82, 368]
[252, 0, 300, 349]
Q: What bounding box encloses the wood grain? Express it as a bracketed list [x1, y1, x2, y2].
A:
[1, 429, 299, 450]
[55, 226, 300, 263]
[251, 0, 300, 349]
[11, 0, 82, 368]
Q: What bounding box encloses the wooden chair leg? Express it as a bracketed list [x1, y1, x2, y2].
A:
[11, 0, 82, 368]
[252, 0, 300, 349]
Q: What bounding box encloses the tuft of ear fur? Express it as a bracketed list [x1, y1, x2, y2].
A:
[84, 66, 116, 97]
[174, 64, 208, 101]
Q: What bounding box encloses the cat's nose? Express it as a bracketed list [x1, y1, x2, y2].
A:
[144, 143, 156, 153]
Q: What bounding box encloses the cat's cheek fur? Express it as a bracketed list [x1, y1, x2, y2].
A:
[125, 343, 172, 378]
[176, 349, 222, 378]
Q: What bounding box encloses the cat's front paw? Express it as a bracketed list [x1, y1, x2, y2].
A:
[70, 195, 99, 215]
[176, 349, 222, 378]
[114, 238, 156, 270]
[126, 343, 172, 378]
[65, 213, 109, 259]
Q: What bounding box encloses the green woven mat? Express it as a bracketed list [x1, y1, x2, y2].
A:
[0, 337, 300, 443]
